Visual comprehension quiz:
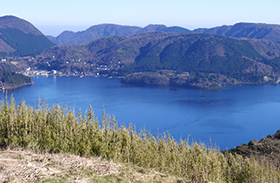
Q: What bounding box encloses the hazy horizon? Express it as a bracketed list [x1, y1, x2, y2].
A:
[2, 0, 280, 36]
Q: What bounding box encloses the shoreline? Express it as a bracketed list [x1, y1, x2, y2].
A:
[1, 82, 32, 91]
[26, 75, 280, 91]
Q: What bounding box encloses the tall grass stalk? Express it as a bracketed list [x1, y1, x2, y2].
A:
[0, 98, 279, 182]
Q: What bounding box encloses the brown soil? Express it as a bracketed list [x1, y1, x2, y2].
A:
[0, 148, 181, 183]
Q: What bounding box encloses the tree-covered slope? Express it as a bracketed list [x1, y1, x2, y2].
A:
[49, 22, 280, 46]
[0, 69, 31, 89]
[50, 24, 142, 45]
[42, 32, 280, 72]
[40, 32, 280, 88]
[193, 22, 280, 44]
[0, 16, 56, 56]
[131, 34, 269, 75]
[50, 24, 191, 45]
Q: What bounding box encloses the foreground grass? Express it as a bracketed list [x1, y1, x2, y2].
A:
[0, 98, 279, 182]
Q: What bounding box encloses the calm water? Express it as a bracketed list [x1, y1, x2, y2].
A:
[3, 76, 280, 150]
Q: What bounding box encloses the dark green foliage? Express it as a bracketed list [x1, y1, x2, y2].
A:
[42, 32, 280, 83]
[113, 34, 275, 85]
[273, 130, 280, 139]
[40, 32, 280, 89]
[134, 35, 263, 77]
[134, 43, 162, 72]
[0, 28, 55, 56]
[248, 141, 254, 146]
[193, 22, 280, 44]
[163, 26, 191, 33]
[0, 69, 31, 86]
[263, 58, 280, 72]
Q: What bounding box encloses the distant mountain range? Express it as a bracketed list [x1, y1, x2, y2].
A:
[47, 22, 280, 46]
[0, 16, 55, 56]
[47, 24, 191, 45]
[194, 22, 280, 44]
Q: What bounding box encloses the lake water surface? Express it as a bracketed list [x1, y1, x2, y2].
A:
[3, 76, 280, 150]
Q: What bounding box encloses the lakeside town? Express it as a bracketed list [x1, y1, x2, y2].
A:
[1, 55, 123, 78]
[20, 68, 98, 77]
[18, 68, 126, 78]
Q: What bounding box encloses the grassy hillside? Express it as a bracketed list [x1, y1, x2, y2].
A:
[0, 99, 279, 182]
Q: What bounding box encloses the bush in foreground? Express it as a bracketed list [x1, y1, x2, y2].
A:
[0, 98, 279, 182]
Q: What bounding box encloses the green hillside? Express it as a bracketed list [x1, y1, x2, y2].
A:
[0, 28, 55, 56]
[193, 22, 280, 44]
[131, 34, 261, 74]
[40, 32, 280, 88]
[0, 69, 31, 89]
[0, 16, 55, 56]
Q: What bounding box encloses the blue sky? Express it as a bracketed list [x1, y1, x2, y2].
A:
[1, 0, 280, 36]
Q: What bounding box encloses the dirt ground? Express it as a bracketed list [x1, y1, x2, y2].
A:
[0, 148, 181, 183]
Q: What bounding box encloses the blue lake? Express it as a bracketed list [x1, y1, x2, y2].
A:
[3, 76, 280, 150]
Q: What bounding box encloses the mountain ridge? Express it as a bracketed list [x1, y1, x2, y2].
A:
[38, 32, 280, 89]
[48, 22, 280, 46]
[193, 22, 280, 44]
[48, 24, 191, 45]
[0, 15, 56, 56]
[0, 15, 43, 35]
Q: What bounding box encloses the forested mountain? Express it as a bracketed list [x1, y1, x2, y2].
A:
[40, 32, 280, 88]
[48, 22, 280, 46]
[0, 16, 55, 56]
[47, 24, 142, 45]
[47, 24, 191, 45]
[193, 22, 280, 44]
[42, 32, 280, 71]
